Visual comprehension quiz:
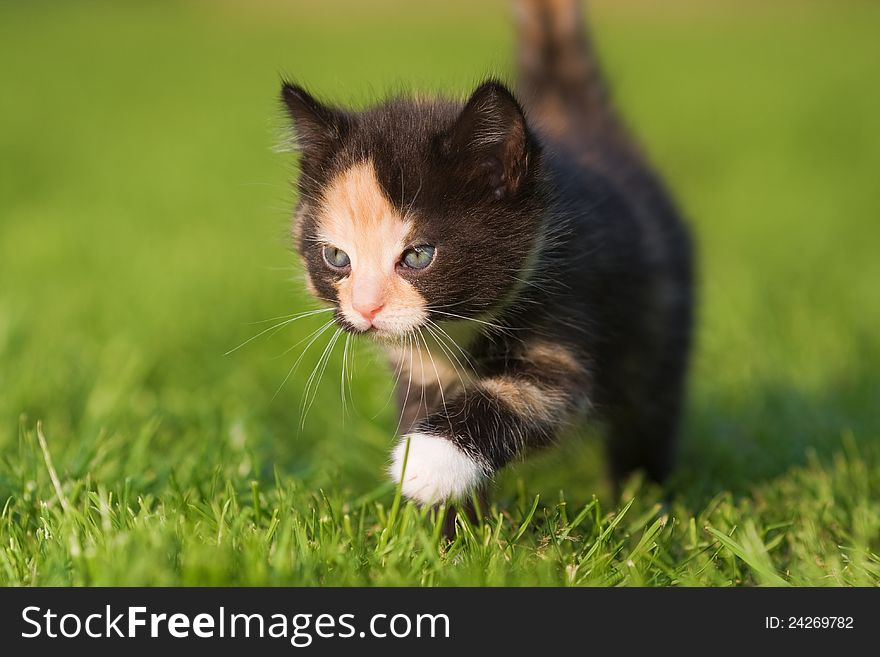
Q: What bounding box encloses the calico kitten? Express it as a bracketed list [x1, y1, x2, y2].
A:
[280, 0, 693, 507]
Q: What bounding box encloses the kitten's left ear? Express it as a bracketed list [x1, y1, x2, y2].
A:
[448, 80, 535, 200]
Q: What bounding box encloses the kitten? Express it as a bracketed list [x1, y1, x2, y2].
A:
[281, 0, 693, 508]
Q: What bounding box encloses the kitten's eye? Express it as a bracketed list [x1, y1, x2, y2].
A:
[401, 245, 436, 270]
[322, 245, 350, 269]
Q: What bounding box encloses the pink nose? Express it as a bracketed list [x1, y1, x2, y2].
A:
[352, 300, 384, 324]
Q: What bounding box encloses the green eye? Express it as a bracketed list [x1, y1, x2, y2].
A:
[401, 245, 436, 270]
[322, 245, 350, 269]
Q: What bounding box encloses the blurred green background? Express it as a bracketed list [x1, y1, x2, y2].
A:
[1, 0, 878, 585]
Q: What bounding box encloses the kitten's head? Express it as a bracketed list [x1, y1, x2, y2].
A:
[282, 80, 544, 339]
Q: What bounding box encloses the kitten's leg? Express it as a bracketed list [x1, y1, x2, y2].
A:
[388, 341, 587, 505]
[396, 375, 474, 538]
[440, 486, 489, 539]
[606, 396, 682, 488]
[604, 334, 689, 488]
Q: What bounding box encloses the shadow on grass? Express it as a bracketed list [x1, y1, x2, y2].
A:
[671, 369, 880, 506]
[486, 365, 880, 514]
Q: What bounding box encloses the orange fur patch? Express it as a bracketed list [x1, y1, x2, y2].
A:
[481, 376, 564, 422]
[317, 161, 427, 333]
[528, 341, 584, 378]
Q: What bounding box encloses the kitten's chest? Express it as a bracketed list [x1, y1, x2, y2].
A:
[384, 325, 477, 393]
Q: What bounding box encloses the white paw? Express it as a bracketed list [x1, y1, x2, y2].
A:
[388, 432, 487, 505]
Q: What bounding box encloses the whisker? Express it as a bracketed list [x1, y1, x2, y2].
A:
[245, 311, 306, 325]
[298, 327, 339, 427]
[510, 274, 556, 295]
[423, 322, 471, 406]
[308, 296, 339, 306]
[413, 329, 428, 420]
[346, 334, 357, 412]
[426, 319, 477, 374]
[273, 317, 336, 359]
[394, 331, 415, 437]
[427, 309, 518, 334]
[301, 327, 343, 428]
[271, 319, 336, 401]
[226, 308, 334, 355]
[402, 176, 423, 224]
[418, 326, 453, 433]
[424, 295, 486, 310]
[372, 336, 409, 420]
[340, 332, 352, 419]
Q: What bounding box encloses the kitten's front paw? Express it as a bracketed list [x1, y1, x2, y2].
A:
[388, 432, 487, 505]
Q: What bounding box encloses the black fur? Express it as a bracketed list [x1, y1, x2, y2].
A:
[281, 0, 694, 493]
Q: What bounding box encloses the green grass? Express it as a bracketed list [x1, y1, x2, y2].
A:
[1, 0, 879, 586]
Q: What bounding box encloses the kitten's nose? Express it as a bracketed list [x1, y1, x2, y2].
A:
[351, 275, 385, 325]
[352, 300, 384, 324]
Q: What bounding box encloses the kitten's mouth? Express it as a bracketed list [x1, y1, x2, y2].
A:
[352, 325, 404, 342]
[336, 318, 385, 338]
[335, 309, 423, 340]
[338, 319, 421, 343]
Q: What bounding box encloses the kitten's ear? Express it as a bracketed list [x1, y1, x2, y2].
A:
[280, 82, 347, 157]
[448, 80, 534, 200]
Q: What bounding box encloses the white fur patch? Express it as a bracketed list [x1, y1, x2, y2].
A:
[388, 432, 486, 505]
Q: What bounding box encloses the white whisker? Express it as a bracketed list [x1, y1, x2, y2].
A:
[394, 331, 415, 437]
[226, 308, 333, 355]
[423, 322, 471, 410]
[426, 318, 477, 374]
[300, 327, 342, 428]
[272, 319, 336, 401]
[414, 329, 428, 420]
[340, 332, 352, 418]
[418, 327, 453, 433]
[427, 309, 517, 334]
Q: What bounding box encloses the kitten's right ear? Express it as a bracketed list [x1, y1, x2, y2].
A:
[447, 80, 535, 201]
[280, 82, 347, 157]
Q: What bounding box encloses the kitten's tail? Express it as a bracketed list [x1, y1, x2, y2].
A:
[514, 0, 618, 143]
